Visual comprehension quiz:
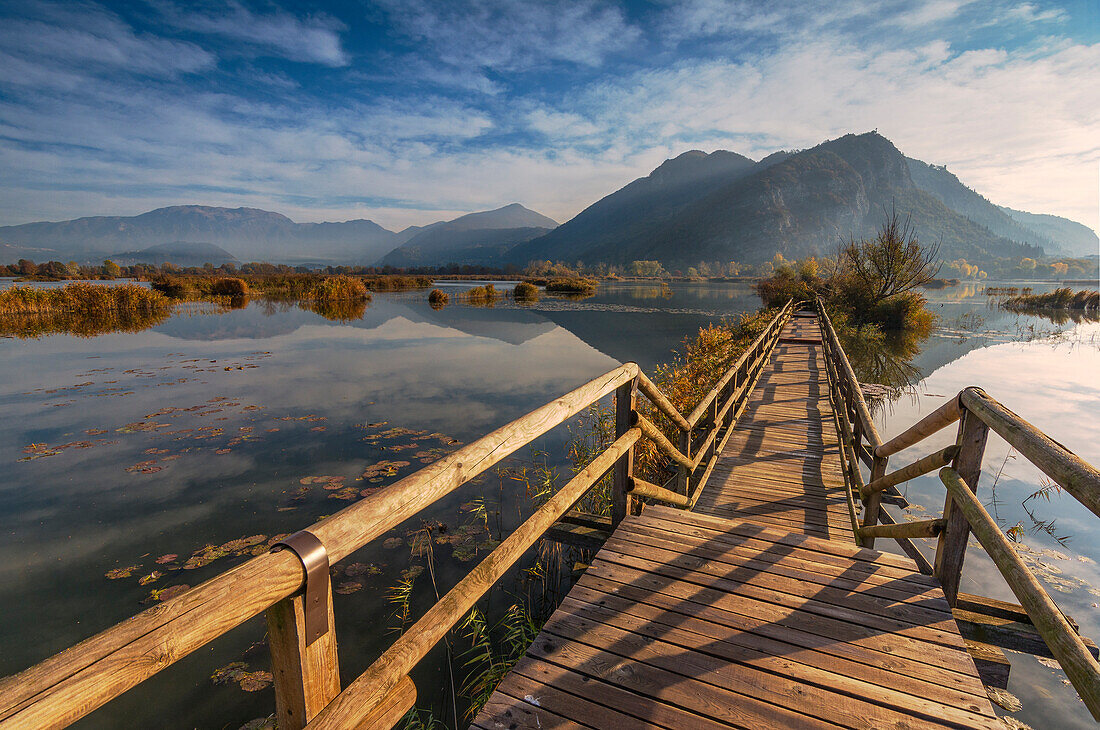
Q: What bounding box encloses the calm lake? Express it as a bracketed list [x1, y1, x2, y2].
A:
[0, 278, 1096, 729]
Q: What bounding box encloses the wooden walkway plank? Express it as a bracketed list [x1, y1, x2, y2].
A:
[472, 312, 1001, 730]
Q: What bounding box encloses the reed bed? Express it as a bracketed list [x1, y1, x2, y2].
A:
[307, 275, 369, 302]
[542, 277, 596, 294]
[428, 289, 449, 307]
[1003, 287, 1099, 311]
[461, 284, 502, 303]
[0, 282, 170, 316]
[512, 282, 539, 301]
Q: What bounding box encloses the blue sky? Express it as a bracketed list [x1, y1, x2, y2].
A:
[0, 0, 1097, 233]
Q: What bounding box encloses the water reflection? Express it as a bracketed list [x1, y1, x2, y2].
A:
[0, 308, 172, 339]
[0, 278, 1096, 728]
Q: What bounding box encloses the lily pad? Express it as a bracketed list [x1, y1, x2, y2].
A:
[344, 562, 381, 577]
[105, 565, 141, 580]
[383, 537, 403, 549]
[138, 570, 164, 586]
[238, 671, 273, 692]
[334, 581, 363, 595]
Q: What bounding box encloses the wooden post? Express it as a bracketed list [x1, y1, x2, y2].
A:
[935, 409, 989, 605]
[676, 429, 691, 496]
[612, 375, 637, 526]
[860, 455, 889, 547]
[265, 584, 341, 729]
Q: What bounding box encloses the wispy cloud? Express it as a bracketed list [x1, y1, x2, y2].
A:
[155, 0, 348, 66]
[0, 2, 213, 79]
[376, 0, 640, 71]
[0, 0, 1094, 235]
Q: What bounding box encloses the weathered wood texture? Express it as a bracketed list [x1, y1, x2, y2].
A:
[265, 589, 340, 730]
[472, 505, 1000, 730]
[693, 314, 854, 540]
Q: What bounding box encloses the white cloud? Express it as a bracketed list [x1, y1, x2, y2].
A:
[157, 0, 348, 66]
[0, 0, 1095, 240]
[0, 6, 213, 79]
[1004, 3, 1068, 24]
[376, 0, 640, 70]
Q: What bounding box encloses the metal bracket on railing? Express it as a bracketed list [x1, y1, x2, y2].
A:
[272, 530, 330, 645]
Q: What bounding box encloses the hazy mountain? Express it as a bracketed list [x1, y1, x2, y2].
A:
[0, 241, 63, 264]
[109, 241, 238, 267]
[997, 206, 1098, 258]
[904, 158, 1067, 251]
[377, 204, 557, 267]
[0, 206, 401, 264]
[510, 133, 1045, 268]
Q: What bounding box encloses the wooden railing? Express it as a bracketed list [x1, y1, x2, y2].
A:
[0, 304, 794, 730]
[816, 298, 1100, 720]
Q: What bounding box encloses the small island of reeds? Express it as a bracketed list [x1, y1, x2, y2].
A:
[1002, 287, 1099, 312]
[0, 282, 172, 338]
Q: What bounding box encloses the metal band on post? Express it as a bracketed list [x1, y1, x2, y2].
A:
[272, 530, 330, 645]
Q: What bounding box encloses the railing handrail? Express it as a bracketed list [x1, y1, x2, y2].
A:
[815, 297, 882, 449]
[0, 363, 638, 729]
[684, 299, 794, 428]
[816, 296, 1100, 720]
[941, 467, 1100, 719]
[0, 301, 800, 730]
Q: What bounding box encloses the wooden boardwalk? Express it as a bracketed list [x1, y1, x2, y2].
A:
[472, 312, 1000, 729]
[694, 311, 853, 539]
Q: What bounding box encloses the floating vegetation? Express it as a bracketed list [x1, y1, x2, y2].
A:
[360, 460, 411, 480]
[138, 571, 164, 586]
[211, 662, 273, 692]
[105, 565, 142, 580]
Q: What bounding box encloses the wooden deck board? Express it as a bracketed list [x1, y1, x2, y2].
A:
[472, 313, 1000, 730]
[472, 507, 999, 730]
[694, 314, 854, 540]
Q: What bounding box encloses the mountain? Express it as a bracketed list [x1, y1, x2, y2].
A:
[997, 206, 1098, 258]
[507, 150, 756, 265]
[109, 241, 238, 267]
[904, 158, 1076, 252]
[509, 133, 1046, 268]
[377, 204, 557, 267]
[0, 206, 401, 264]
[0, 241, 63, 263]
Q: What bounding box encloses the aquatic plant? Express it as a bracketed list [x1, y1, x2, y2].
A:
[208, 277, 249, 297]
[428, 289, 449, 307]
[461, 284, 501, 304]
[307, 275, 370, 302]
[512, 281, 539, 301]
[1003, 288, 1098, 312]
[0, 283, 173, 338]
[0, 282, 170, 315]
[544, 277, 596, 294]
